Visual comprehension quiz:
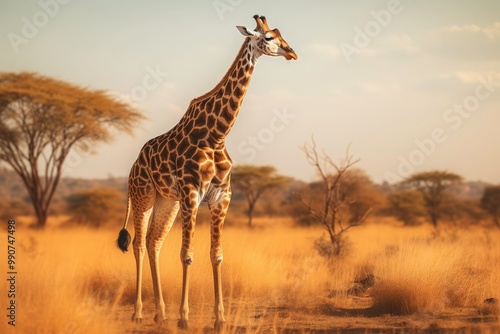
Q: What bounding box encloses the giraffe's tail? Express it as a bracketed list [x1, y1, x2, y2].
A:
[117, 195, 132, 252]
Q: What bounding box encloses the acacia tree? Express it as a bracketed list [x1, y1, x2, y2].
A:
[481, 186, 500, 228]
[0, 72, 143, 227]
[231, 165, 288, 227]
[300, 140, 373, 257]
[403, 170, 463, 229]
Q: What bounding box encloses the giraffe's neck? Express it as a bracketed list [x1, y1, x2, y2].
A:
[181, 38, 260, 146]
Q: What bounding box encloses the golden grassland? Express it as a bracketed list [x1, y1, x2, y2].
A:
[1, 216, 499, 333]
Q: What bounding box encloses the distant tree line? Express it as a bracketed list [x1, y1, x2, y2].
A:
[1, 163, 499, 231]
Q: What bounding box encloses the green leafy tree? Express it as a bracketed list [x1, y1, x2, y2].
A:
[231, 165, 289, 227]
[481, 186, 500, 228]
[0, 72, 143, 227]
[403, 170, 463, 229]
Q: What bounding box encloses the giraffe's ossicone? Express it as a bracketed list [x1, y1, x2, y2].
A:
[117, 14, 297, 330]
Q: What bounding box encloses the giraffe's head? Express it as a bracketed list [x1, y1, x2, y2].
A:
[237, 15, 298, 61]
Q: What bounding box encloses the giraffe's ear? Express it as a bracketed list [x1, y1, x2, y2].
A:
[236, 26, 260, 39]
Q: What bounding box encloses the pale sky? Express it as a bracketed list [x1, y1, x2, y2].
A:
[1, 0, 500, 183]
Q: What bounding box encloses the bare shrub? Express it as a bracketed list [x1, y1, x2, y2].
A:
[300, 139, 373, 258]
[314, 234, 351, 259]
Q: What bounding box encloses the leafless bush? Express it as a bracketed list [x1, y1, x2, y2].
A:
[300, 139, 372, 258]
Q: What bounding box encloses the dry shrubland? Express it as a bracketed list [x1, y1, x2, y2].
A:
[364, 225, 500, 315]
[1, 217, 499, 333]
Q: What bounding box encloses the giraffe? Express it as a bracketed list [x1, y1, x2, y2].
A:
[117, 14, 297, 330]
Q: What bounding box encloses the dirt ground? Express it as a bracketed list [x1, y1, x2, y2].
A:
[113, 296, 500, 333]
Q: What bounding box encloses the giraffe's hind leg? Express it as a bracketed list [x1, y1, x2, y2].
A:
[131, 195, 155, 323]
[146, 196, 180, 323]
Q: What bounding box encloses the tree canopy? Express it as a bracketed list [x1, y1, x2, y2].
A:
[403, 170, 463, 229]
[231, 165, 289, 227]
[0, 72, 143, 227]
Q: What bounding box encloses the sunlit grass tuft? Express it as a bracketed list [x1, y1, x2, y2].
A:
[366, 228, 500, 315]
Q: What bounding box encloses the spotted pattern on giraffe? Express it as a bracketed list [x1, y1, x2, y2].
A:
[117, 14, 297, 330]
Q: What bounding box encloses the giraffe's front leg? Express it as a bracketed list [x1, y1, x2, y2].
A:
[178, 193, 198, 329]
[209, 192, 231, 330]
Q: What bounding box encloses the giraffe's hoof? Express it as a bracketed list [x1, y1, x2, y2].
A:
[214, 319, 227, 332]
[132, 312, 142, 324]
[154, 314, 167, 324]
[177, 318, 190, 330]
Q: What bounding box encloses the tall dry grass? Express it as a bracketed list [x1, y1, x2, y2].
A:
[2, 219, 337, 333]
[1, 217, 499, 333]
[1, 225, 121, 334]
[346, 223, 500, 316]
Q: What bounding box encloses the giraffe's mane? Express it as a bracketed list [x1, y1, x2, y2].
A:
[189, 38, 251, 105]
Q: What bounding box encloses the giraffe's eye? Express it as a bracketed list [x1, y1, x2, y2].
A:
[264, 36, 274, 41]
